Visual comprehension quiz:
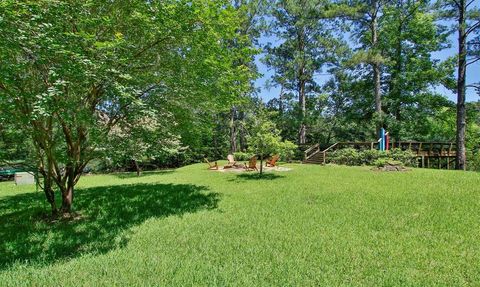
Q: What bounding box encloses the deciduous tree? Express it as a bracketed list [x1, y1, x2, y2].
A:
[0, 0, 254, 214]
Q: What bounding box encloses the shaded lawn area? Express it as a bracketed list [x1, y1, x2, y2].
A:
[0, 182, 218, 269]
[0, 164, 479, 286]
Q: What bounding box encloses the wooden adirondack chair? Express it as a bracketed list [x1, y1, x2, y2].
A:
[204, 158, 218, 170]
[244, 156, 258, 171]
[223, 154, 237, 169]
[266, 154, 280, 167]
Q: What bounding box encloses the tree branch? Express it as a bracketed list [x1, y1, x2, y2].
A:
[466, 20, 480, 36]
[104, 84, 158, 131]
[466, 57, 480, 66]
[132, 35, 172, 60]
[451, 0, 461, 10]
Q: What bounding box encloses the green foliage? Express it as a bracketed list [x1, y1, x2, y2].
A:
[360, 149, 383, 164]
[0, 126, 32, 163]
[104, 118, 182, 171]
[329, 148, 416, 167]
[388, 149, 417, 167]
[263, 0, 347, 143]
[233, 152, 254, 161]
[0, 0, 258, 211]
[262, 0, 472, 153]
[329, 148, 362, 166]
[467, 151, 480, 171]
[277, 140, 297, 162]
[246, 107, 297, 172]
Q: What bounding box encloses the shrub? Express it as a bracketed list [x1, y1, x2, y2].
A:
[328, 148, 417, 167]
[85, 159, 108, 173]
[467, 151, 480, 171]
[233, 152, 254, 161]
[329, 148, 361, 166]
[389, 148, 417, 167]
[360, 149, 382, 165]
[278, 140, 298, 162]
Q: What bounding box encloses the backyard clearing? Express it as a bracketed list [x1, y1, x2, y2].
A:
[0, 164, 479, 286]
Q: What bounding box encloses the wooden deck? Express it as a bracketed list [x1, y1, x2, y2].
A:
[304, 141, 457, 169]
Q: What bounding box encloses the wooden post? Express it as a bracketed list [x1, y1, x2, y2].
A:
[421, 156, 425, 168]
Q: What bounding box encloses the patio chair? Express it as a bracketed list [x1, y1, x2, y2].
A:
[223, 154, 238, 169]
[265, 154, 280, 167]
[244, 156, 258, 171]
[204, 158, 218, 170]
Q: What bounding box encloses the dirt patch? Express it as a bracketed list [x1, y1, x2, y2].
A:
[214, 165, 292, 173]
[372, 163, 410, 172]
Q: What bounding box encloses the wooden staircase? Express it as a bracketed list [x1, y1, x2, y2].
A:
[303, 151, 325, 164]
[303, 143, 337, 165]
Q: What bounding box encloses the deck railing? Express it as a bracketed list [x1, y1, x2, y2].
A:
[304, 141, 457, 164]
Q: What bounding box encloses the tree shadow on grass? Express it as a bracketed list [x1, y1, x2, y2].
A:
[0, 183, 218, 270]
[230, 172, 285, 182]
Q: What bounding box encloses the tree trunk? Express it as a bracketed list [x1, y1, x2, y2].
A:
[392, 18, 403, 119]
[298, 67, 306, 144]
[371, 0, 382, 133]
[279, 85, 284, 115]
[43, 172, 57, 216]
[260, 156, 263, 174]
[133, 160, 141, 176]
[373, 65, 381, 116]
[213, 114, 220, 158]
[239, 111, 247, 152]
[456, 0, 467, 170]
[61, 185, 73, 213]
[298, 28, 307, 145]
[229, 106, 237, 153]
[299, 79, 306, 145]
[61, 166, 75, 213]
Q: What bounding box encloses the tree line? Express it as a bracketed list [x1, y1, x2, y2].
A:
[260, 0, 479, 168]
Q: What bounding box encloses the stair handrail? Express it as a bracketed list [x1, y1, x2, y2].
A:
[304, 143, 320, 160]
[321, 143, 339, 165]
[322, 142, 338, 153]
[304, 143, 319, 154]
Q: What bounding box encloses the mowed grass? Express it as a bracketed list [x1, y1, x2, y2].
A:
[0, 164, 479, 286]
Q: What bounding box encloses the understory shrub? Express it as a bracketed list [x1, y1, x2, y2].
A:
[360, 149, 383, 165]
[467, 151, 480, 171]
[328, 148, 416, 167]
[278, 140, 298, 162]
[389, 149, 417, 167]
[329, 148, 361, 166]
[233, 152, 254, 161]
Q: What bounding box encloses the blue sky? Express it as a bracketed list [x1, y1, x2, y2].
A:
[254, 31, 480, 103]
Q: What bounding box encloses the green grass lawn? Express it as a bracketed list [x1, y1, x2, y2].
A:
[0, 164, 479, 286]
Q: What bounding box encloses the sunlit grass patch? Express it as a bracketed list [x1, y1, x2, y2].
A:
[0, 164, 479, 286]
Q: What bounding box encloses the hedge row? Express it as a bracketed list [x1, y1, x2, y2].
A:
[327, 148, 417, 167]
